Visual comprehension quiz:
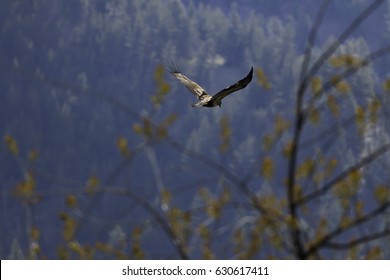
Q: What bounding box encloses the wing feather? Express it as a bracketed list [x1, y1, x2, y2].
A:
[211, 67, 253, 103]
[167, 63, 211, 101]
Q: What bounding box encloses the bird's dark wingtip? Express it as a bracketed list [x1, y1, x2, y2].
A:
[246, 66, 254, 82]
[166, 61, 181, 74]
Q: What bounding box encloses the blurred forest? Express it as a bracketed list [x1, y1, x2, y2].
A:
[1, 0, 390, 259]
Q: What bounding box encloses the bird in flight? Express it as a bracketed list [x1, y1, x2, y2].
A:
[168, 64, 253, 107]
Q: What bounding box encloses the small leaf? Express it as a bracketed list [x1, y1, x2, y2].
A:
[151, 64, 171, 107]
[355, 106, 366, 135]
[293, 184, 304, 201]
[57, 245, 69, 260]
[296, 158, 315, 179]
[183, 211, 191, 223]
[274, 115, 290, 136]
[132, 123, 143, 134]
[312, 218, 328, 244]
[382, 77, 390, 92]
[329, 54, 360, 68]
[355, 200, 364, 217]
[286, 215, 299, 230]
[85, 175, 99, 194]
[330, 56, 344, 67]
[311, 76, 322, 96]
[335, 80, 351, 94]
[269, 233, 283, 249]
[219, 116, 231, 153]
[233, 228, 245, 255]
[4, 135, 19, 156]
[262, 134, 274, 151]
[333, 170, 362, 208]
[65, 194, 77, 208]
[327, 95, 339, 117]
[156, 127, 167, 139]
[159, 82, 171, 95]
[261, 156, 274, 180]
[31, 227, 40, 241]
[201, 245, 215, 260]
[13, 172, 39, 203]
[330, 75, 345, 93]
[116, 136, 130, 157]
[133, 226, 143, 238]
[162, 113, 177, 127]
[373, 185, 389, 204]
[308, 107, 321, 125]
[62, 214, 76, 241]
[154, 64, 165, 81]
[368, 99, 381, 124]
[348, 169, 362, 187]
[198, 225, 210, 240]
[282, 140, 294, 158]
[206, 200, 222, 218]
[255, 67, 271, 90]
[160, 188, 171, 206]
[68, 241, 82, 254]
[342, 54, 360, 67]
[365, 246, 382, 260]
[355, 106, 365, 124]
[330, 75, 340, 82]
[28, 150, 39, 161]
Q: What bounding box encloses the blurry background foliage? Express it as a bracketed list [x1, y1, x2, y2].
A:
[1, 0, 390, 259]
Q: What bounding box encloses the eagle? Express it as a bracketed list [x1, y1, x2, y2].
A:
[168, 64, 253, 107]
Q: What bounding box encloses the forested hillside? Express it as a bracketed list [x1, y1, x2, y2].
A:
[1, 0, 390, 259]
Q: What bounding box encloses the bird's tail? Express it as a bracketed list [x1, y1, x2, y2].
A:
[192, 101, 203, 107]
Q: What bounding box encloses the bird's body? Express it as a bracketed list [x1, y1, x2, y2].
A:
[168, 64, 253, 107]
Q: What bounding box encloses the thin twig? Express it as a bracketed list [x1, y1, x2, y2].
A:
[299, 0, 331, 83]
[324, 228, 390, 250]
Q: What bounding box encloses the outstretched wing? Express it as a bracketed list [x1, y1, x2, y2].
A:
[167, 63, 211, 101]
[211, 67, 253, 103]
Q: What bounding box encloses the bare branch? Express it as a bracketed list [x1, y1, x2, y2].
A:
[303, 0, 385, 87]
[299, 0, 331, 82]
[28, 168, 191, 260]
[300, 115, 355, 149]
[103, 187, 190, 259]
[306, 201, 390, 256]
[304, 44, 390, 116]
[324, 229, 390, 250]
[288, 0, 386, 259]
[286, 0, 333, 260]
[297, 142, 390, 206]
